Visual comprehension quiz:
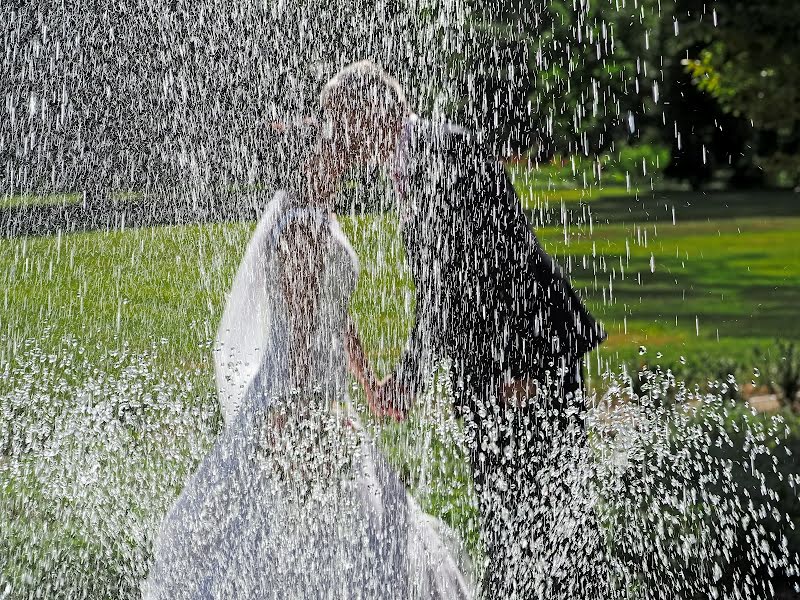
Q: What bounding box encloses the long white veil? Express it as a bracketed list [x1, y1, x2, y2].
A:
[213, 192, 284, 424]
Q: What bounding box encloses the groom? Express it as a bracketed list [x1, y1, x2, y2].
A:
[321, 61, 606, 598]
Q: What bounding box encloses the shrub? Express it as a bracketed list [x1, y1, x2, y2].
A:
[609, 143, 671, 181]
[623, 353, 743, 406]
[594, 373, 800, 598]
[756, 340, 800, 409]
[710, 405, 800, 596]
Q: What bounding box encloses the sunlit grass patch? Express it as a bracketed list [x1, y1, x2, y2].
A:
[535, 194, 800, 372]
[0, 223, 252, 377]
[1, 191, 797, 389]
[1, 187, 798, 594]
[1, 192, 83, 209]
[516, 183, 641, 209]
[0, 190, 149, 209]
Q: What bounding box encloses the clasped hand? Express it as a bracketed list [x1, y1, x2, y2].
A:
[364, 373, 409, 422]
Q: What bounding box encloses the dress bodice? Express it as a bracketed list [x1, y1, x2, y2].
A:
[214, 190, 359, 422]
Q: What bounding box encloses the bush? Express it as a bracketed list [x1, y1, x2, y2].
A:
[756, 340, 800, 409]
[608, 143, 671, 182]
[594, 372, 800, 598]
[710, 405, 800, 596]
[507, 142, 670, 191]
[623, 353, 743, 406]
[758, 152, 800, 189]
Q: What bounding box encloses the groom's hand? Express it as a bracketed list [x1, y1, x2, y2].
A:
[372, 374, 410, 421]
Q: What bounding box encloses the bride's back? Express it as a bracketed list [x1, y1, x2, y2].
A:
[214, 190, 359, 424]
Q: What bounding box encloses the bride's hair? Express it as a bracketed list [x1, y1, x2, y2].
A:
[319, 60, 409, 128]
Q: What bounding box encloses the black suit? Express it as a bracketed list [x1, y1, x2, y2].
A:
[395, 119, 606, 598]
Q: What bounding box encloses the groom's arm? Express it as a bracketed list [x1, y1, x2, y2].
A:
[345, 317, 377, 392]
[376, 318, 424, 418]
[395, 296, 426, 398]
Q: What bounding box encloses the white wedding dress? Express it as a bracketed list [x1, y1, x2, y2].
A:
[143, 191, 473, 599]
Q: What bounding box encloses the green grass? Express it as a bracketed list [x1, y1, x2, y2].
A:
[347, 188, 800, 385]
[0, 216, 411, 391]
[0, 224, 251, 377]
[533, 190, 800, 375]
[517, 183, 640, 207]
[0, 214, 481, 591]
[508, 161, 645, 209]
[1, 192, 83, 209]
[1, 185, 798, 591]
[0, 190, 146, 209]
[2, 188, 797, 390]
[506, 143, 673, 206]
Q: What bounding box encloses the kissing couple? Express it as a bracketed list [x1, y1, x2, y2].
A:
[144, 60, 605, 600]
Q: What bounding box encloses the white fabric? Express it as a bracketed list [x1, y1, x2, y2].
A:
[146, 191, 473, 599]
[213, 191, 357, 423]
[212, 195, 277, 423]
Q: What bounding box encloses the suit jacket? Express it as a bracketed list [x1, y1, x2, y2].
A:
[395, 119, 605, 401]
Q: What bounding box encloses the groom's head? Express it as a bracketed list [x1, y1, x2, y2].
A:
[320, 61, 409, 168]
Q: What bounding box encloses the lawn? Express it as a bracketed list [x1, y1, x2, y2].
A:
[1, 192, 83, 209]
[3, 189, 797, 379]
[1, 185, 798, 593]
[533, 190, 800, 376]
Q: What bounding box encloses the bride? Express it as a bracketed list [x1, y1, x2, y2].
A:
[143, 135, 472, 599]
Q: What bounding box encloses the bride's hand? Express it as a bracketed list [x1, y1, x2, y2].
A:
[371, 375, 409, 421]
[360, 380, 389, 419]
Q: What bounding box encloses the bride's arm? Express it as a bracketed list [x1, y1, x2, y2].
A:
[277, 219, 325, 390]
[346, 318, 405, 420]
[345, 317, 376, 396]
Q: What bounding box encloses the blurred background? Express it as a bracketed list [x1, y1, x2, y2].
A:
[3, 0, 797, 402]
[1, 0, 798, 596]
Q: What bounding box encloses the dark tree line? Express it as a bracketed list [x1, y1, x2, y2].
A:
[455, 0, 800, 188]
[5, 0, 794, 200]
[1, 0, 461, 209]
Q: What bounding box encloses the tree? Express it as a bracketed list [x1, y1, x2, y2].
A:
[1, 0, 465, 208]
[452, 0, 665, 161]
[679, 0, 800, 186]
[450, 0, 800, 188]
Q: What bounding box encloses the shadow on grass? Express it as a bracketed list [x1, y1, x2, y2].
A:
[527, 189, 800, 228]
[0, 194, 270, 238]
[6, 188, 798, 238]
[568, 252, 800, 344]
